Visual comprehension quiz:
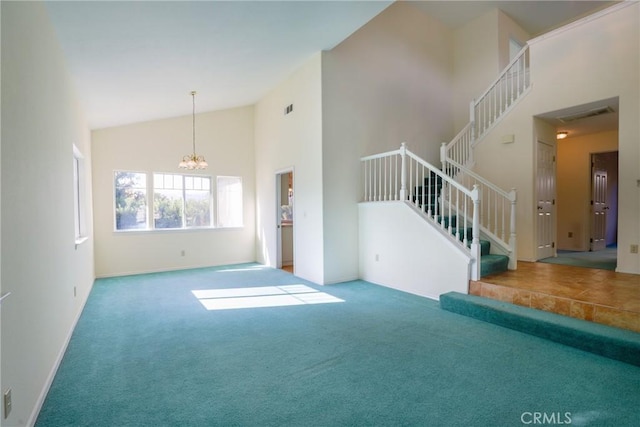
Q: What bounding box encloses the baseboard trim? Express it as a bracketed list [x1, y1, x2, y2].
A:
[27, 278, 96, 426]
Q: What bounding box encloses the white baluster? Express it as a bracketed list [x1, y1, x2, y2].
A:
[399, 143, 407, 200]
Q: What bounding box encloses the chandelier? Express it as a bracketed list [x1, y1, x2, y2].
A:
[179, 91, 208, 170]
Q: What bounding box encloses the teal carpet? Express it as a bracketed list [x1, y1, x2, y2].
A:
[36, 264, 640, 426]
[540, 247, 617, 271]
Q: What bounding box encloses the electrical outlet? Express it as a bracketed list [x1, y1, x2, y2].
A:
[181, 250, 186, 257]
[631, 244, 639, 254]
[4, 388, 12, 419]
[375, 254, 379, 262]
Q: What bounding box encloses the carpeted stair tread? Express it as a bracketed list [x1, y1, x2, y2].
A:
[479, 240, 490, 256]
[439, 292, 640, 367]
[480, 254, 509, 277]
[436, 215, 457, 228]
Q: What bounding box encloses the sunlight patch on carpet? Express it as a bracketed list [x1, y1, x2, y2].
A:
[192, 284, 344, 310]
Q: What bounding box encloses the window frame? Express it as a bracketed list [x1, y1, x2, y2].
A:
[153, 172, 213, 230]
[73, 145, 89, 245]
[113, 170, 221, 233]
[113, 170, 150, 232]
[216, 175, 244, 228]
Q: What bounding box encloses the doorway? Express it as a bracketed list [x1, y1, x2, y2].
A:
[276, 170, 294, 273]
[590, 151, 618, 251]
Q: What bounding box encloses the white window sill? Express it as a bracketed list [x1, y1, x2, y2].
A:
[113, 226, 246, 235]
[75, 236, 89, 249]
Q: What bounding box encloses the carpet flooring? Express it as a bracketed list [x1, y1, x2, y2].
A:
[35, 264, 640, 426]
[539, 247, 617, 271]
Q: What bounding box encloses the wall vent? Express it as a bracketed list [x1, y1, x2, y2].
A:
[557, 106, 614, 123]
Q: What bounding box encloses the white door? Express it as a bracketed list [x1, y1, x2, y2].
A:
[591, 164, 608, 251]
[536, 141, 556, 260]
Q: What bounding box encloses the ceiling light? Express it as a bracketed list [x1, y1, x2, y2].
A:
[556, 131, 568, 140]
[179, 91, 208, 170]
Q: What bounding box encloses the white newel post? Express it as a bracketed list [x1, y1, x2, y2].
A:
[509, 188, 517, 270]
[399, 142, 407, 200]
[470, 184, 481, 281]
[440, 142, 447, 173]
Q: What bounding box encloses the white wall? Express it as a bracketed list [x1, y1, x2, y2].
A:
[1, 2, 95, 425]
[359, 202, 471, 300]
[453, 9, 500, 132]
[92, 106, 256, 277]
[254, 53, 325, 284]
[322, 1, 454, 284]
[472, 3, 640, 273]
[497, 10, 530, 70]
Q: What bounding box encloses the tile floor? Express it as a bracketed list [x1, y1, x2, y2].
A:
[471, 261, 640, 333]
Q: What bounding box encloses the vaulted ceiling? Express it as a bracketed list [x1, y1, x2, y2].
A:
[45, 1, 617, 130]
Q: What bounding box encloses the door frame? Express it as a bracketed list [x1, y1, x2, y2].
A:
[589, 150, 619, 252]
[275, 167, 294, 270]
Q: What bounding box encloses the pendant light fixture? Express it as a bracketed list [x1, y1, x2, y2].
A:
[179, 91, 208, 170]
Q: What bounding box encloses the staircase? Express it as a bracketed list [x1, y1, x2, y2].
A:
[360, 45, 531, 282]
[412, 173, 509, 277]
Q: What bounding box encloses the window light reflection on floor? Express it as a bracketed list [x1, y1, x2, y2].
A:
[192, 284, 344, 310]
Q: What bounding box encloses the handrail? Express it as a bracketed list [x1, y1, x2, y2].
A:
[441, 123, 473, 170]
[361, 143, 482, 280]
[406, 149, 473, 198]
[361, 148, 402, 162]
[475, 44, 529, 105]
[444, 158, 515, 202]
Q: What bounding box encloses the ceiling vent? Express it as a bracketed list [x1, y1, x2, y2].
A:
[557, 106, 615, 123]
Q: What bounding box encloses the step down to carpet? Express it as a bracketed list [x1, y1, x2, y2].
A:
[439, 292, 640, 367]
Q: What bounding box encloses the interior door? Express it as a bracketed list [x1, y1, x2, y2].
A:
[536, 141, 556, 260]
[590, 159, 608, 251]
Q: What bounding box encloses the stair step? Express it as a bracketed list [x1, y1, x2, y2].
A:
[480, 254, 509, 277]
[422, 173, 443, 188]
[412, 192, 438, 204]
[479, 239, 490, 256]
[450, 227, 473, 242]
[433, 215, 507, 278]
[439, 292, 640, 367]
[437, 215, 457, 228]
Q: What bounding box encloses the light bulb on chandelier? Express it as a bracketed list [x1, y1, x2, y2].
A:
[179, 91, 208, 170]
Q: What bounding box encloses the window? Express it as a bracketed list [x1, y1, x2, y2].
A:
[113, 171, 225, 231]
[153, 173, 212, 229]
[114, 171, 148, 230]
[154, 173, 184, 229]
[73, 145, 88, 243]
[185, 175, 212, 227]
[217, 176, 243, 227]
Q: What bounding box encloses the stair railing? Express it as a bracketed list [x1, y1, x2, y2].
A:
[444, 45, 531, 169]
[473, 44, 531, 140]
[439, 158, 517, 269]
[438, 45, 529, 270]
[362, 143, 481, 280]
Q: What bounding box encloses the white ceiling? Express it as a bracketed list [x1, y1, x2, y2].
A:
[45, 0, 617, 130]
[537, 97, 619, 139]
[410, 0, 616, 35]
